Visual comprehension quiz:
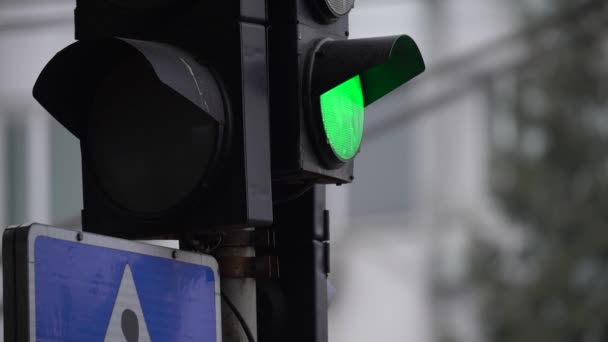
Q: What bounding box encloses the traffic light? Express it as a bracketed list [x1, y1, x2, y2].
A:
[259, 3, 426, 342]
[269, 0, 425, 186]
[33, 1, 273, 238]
[31, 0, 424, 238]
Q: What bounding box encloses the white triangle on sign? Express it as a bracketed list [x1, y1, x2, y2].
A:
[104, 264, 152, 342]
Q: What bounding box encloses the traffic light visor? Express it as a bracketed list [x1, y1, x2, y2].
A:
[33, 38, 229, 215]
[311, 35, 425, 107]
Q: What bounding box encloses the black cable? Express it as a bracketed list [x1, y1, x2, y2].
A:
[221, 290, 256, 342]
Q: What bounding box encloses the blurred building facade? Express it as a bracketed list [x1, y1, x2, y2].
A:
[328, 1, 518, 341]
[0, 0, 523, 341]
[0, 1, 80, 228]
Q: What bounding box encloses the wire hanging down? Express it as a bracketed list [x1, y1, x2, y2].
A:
[221, 291, 256, 342]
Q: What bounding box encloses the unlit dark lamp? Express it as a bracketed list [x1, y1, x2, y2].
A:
[34, 38, 229, 216]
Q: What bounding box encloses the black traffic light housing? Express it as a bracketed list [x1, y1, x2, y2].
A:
[33, 0, 273, 238]
[262, 4, 425, 342]
[269, 0, 425, 186]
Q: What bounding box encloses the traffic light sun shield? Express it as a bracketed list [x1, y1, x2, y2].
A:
[360, 36, 425, 106]
[34, 38, 228, 136]
[123, 39, 227, 123]
[311, 35, 425, 106]
[34, 38, 230, 216]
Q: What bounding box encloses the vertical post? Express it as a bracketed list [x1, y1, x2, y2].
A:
[258, 185, 329, 342]
[215, 232, 257, 342]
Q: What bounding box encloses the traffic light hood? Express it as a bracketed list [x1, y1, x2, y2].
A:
[33, 37, 231, 218]
[33, 38, 226, 140]
[310, 34, 425, 106]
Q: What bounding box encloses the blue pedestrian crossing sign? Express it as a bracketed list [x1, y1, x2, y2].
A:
[2, 224, 221, 342]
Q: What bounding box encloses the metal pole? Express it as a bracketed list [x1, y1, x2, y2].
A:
[216, 236, 257, 342]
[257, 185, 329, 342]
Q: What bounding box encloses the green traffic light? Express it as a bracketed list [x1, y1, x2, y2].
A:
[319, 75, 364, 161]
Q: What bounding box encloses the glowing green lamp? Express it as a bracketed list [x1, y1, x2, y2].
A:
[309, 35, 425, 167]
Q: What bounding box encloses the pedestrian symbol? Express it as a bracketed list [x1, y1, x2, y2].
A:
[104, 265, 151, 342]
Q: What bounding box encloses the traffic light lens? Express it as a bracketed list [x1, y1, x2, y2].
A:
[325, 0, 355, 16]
[319, 75, 364, 161]
[86, 52, 225, 215]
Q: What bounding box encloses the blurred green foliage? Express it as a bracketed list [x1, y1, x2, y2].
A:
[476, 1, 608, 341]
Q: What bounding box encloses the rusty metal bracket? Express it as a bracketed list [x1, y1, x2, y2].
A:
[219, 228, 276, 249]
[179, 228, 277, 256]
[182, 228, 276, 251]
[181, 228, 279, 278]
[218, 256, 280, 279]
